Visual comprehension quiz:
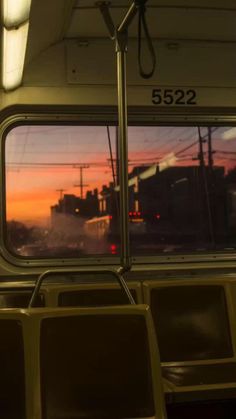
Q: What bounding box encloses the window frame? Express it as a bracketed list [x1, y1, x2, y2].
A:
[2, 105, 236, 268]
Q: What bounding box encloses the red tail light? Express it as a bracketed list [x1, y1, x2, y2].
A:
[110, 244, 117, 255]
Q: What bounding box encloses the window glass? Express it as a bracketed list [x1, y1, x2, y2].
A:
[128, 126, 236, 254]
[5, 125, 119, 257]
[5, 123, 236, 258]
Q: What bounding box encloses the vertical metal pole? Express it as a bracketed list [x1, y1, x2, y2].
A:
[115, 126, 120, 185]
[96, 1, 140, 271]
[116, 34, 130, 269]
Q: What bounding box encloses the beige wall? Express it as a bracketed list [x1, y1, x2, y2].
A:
[1, 38, 236, 108]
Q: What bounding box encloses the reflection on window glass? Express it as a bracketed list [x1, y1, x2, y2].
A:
[128, 126, 236, 254]
[5, 124, 236, 258]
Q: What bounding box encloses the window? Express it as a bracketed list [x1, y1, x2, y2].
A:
[4, 122, 236, 258]
[5, 124, 119, 257]
[128, 126, 236, 254]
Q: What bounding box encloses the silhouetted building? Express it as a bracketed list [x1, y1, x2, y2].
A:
[51, 190, 99, 228]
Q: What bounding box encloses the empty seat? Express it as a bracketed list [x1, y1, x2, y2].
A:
[0, 305, 166, 418]
[0, 290, 44, 308]
[36, 305, 166, 418]
[149, 284, 233, 362]
[0, 310, 27, 419]
[43, 281, 142, 307]
[143, 280, 236, 403]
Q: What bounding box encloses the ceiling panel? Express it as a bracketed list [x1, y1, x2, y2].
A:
[76, 0, 236, 8]
[25, 0, 75, 65]
[24, 0, 236, 76]
[67, 7, 236, 41]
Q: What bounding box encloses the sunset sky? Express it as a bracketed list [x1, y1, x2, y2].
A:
[5, 125, 236, 227]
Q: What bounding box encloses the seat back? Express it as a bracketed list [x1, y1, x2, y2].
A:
[43, 281, 142, 307]
[143, 281, 234, 363]
[0, 311, 27, 419]
[37, 305, 166, 418]
[0, 290, 44, 308]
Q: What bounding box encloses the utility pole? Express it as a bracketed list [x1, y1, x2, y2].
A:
[197, 127, 214, 245]
[56, 189, 66, 201]
[208, 127, 213, 170]
[74, 164, 89, 199]
[198, 127, 205, 169]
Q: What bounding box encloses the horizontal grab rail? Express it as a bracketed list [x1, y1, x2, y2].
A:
[28, 267, 135, 308]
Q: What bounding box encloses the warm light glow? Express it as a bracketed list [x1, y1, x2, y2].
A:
[5, 125, 236, 228]
[222, 127, 236, 141]
[140, 165, 157, 180]
[159, 152, 177, 172]
[116, 165, 158, 192]
[3, 0, 31, 28]
[2, 23, 29, 90]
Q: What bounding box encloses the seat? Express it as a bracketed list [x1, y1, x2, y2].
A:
[0, 309, 28, 419]
[0, 290, 44, 307]
[43, 281, 142, 307]
[30, 304, 166, 418]
[0, 305, 166, 418]
[143, 280, 236, 404]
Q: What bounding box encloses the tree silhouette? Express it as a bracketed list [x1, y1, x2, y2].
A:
[7, 220, 34, 250]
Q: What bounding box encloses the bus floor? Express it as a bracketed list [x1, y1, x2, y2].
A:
[166, 399, 236, 419]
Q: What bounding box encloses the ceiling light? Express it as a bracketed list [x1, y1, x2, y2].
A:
[2, 23, 29, 91]
[3, 0, 31, 28]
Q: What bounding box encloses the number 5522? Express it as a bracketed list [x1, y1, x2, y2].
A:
[152, 89, 197, 105]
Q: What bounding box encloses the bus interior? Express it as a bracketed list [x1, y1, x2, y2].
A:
[1, 0, 236, 418]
